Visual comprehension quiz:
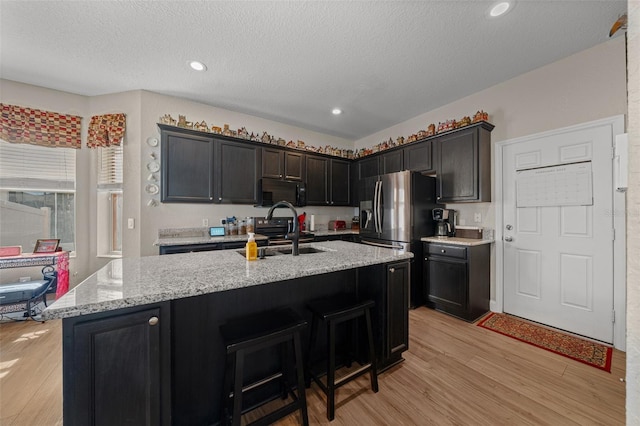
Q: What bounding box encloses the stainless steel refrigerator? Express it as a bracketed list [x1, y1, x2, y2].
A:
[359, 170, 439, 307]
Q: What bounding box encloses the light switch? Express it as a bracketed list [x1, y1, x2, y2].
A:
[474, 213, 482, 223]
[127, 218, 135, 229]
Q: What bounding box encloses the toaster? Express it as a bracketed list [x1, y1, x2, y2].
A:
[329, 220, 346, 230]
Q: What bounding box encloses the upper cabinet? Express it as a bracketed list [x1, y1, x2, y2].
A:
[403, 141, 433, 173]
[159, 125, 259, 204]
[159, 122, 492, 206]
[161, 128, 215, 203]
[262, 148, 305, 181]
[216, 140, 261, 204]
[358, 156, 380, 179]
[434, 123, 493, 203]
[380, 150, 403, 174]
[306, 155, 351, 206]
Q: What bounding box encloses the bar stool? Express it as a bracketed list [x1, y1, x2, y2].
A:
[219, 308, 309, 426]
[305, 294, 379, 421]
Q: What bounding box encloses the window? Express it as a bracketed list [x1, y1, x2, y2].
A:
[0, 139, 76, 252]
[97, 145, 123, 256]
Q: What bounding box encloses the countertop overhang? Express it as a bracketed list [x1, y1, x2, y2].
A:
[420, 236, 494, 246]
[43, 241, 412, 320]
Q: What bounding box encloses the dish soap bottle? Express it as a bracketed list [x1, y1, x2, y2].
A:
[246, 232, 257, 261]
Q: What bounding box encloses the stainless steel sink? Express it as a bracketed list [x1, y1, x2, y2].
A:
[277, 247, 326, 255]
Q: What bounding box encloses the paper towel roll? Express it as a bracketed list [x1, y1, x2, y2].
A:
[310, 215, 315, 231]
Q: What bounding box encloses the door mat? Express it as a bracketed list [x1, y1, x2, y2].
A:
[477, 312, 612, 372]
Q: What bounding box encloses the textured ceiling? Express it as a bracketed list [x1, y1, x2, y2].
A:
[0, 1, 627, 140]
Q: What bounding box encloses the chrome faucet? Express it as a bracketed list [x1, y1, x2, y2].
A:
[266, 200, 300, 256]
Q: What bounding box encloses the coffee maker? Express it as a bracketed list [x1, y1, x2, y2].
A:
[432, 208, 456, 237]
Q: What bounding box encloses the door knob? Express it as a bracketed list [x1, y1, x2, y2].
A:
[149, 316, 159, 326]
[389, 268, 395, 273]
[504, 236, 513, 242]
[506, 224, 513, 230]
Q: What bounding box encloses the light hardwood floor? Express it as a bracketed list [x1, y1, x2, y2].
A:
[0, 308, 626, 425]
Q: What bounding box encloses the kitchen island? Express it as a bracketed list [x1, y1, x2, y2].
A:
[44, 241, 412, 426]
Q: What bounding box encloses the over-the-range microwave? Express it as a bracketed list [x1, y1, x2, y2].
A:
[257, 178, 307, 207]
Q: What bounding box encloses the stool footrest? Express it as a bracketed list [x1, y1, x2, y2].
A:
[334, 363, 372, 388]
[229, 371, 284, 398]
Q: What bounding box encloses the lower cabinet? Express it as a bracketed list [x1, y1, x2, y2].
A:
[158, 240, 267, 255]
[313, 233, 359, 243]
[358, 260, 410, 370]
[62, 303, 171, 426]
[423, 242, 490, 321]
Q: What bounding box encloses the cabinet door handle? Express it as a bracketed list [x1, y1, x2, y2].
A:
[424, 257, 428, 261]
[389, 267, 395, 273]
[149, 316, 159, 326]
[441, 249, 446, 253]
[218, 197, 222, 201]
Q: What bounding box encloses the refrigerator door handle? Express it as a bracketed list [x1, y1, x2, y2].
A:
[376, 180, 383, 233]
[360, 239, 404, 250]
[373, 180, 380, 233]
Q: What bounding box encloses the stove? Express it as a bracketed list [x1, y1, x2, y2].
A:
[252, 217, 314, 245]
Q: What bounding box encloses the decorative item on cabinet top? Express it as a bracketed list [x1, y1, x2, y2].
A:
[159, 113, 355, 159]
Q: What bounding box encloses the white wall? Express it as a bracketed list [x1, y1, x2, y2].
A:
[626, 0, 639, 420]
[88, 91, 142, 266]
[0, 80, 91, 286]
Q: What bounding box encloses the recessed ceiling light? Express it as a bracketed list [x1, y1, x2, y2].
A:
[188, 61, 207, 71]
[489, 1, 511, 17]
[332, 108, 342, 115]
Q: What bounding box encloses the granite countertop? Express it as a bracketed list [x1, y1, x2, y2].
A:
[155, 234, 268, 246]
[420, 236, 494, 246]
[312, 229, 359, 237]
[43, 241, 412, 320]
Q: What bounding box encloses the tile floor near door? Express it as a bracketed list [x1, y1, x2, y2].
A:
[0, 308, 626, 425]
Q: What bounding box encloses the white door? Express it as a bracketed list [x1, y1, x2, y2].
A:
[502, 124, 614, 343]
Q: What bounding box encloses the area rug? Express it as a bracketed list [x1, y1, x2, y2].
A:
[477, 312, 612, 372]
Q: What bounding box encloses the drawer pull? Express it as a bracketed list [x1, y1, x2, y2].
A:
[149, 317, 159, 326]
[441, 249, 446, 253]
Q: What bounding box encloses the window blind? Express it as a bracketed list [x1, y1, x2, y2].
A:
[0, 139, 76, 191]
[98, 145, 123, 188]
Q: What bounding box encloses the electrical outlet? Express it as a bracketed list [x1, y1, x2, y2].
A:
[202, 219, 209, 227]
[474, 213, 482, 223]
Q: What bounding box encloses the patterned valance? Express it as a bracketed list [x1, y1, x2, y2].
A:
[87, 113, 126, 148]
[0, 103, 82, 149]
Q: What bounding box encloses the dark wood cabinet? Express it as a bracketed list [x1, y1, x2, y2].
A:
[403, 140, 433, 172]
[160, 129, 215, 203]
[262, 148, 283, 180]
[358, 260, 410, 371]
[159, 126, 259, 204]
[435, 124, 492, 203]
[262, 148, 304, 181]
[358, 156, 380, 179]
[216, 140, 260, 204]
[306, 155, 350, 206]
[305, 155, 328, 205]
[423, 242, 490, 321]
[158, 240, 267, 255]
[330, 158, 351, 205]
[380, 150, 404, 174]
[63, 303, 171, 426]
[284, 151, 305, 181]
[385, 261, 409, 359]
